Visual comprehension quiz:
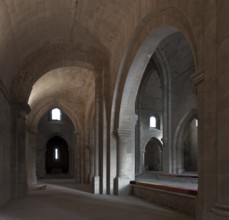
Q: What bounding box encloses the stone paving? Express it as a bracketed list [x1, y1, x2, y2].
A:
[0, 180, 194, 220]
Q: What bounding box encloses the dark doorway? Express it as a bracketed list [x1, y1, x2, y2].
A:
[45, 136, 69, 174]
[144, 138, 162, 171]
[183, 118, 198, 172]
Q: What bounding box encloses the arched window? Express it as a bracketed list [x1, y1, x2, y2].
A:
[150, 116, 157, 128]
[150, 116, 156, 128]
[51, 108, 62, 121]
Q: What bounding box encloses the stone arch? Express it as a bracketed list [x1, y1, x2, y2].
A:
[173, 109, 198, 173]
[112, 6, 199, 133]
[134, 58, 164, 174]
[27, 101, 82, 133]
[43, 129, 75, 149]
[27, 102, 81, 180]
[45, 135, 69, 175]
[111, 7, 199, 194]
[22, 51, 107, 186]
[10, 49, 109, 104]
[144, 137, 163, 172]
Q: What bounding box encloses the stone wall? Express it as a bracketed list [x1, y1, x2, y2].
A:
[36, 110, 76, 179]
[132, 184, 196, 216]
[0, 82, 13, 206]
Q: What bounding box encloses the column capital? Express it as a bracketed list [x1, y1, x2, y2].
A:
[113, 129, 133, 138]
[13, 102, 31, 115]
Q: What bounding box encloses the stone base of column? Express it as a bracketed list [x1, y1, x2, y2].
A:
[114, 176, 131, 195]
[92, 176, 100, 194]
[28, 174, 37, 187]
[28, 183, 47, 191]
[17, 182, 28, 198]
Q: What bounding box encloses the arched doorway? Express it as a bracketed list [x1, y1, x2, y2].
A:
[113, 11, 196, 194]
[174, 110, 198, 173]
[144, 138, 162, 171]
[45, 136, 69, 174]
[183, 118, 198, 172]
[135, 54, 163, 175]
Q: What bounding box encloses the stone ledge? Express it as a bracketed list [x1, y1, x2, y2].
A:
[131, 184, 196, 216]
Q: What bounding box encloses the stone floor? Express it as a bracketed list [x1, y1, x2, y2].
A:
[0, 180, 194, 220]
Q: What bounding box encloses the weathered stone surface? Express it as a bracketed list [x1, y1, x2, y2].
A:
[0, 1, 227, 220]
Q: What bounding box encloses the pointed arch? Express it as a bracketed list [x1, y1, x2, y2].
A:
[173, 109, 198, 173]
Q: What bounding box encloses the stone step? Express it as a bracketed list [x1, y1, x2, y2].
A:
[136, 172, 198, 184]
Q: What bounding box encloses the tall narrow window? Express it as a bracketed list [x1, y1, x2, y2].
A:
[51, 108, 61, 121]
[150, 116, 157, 128]
[195, 119, 198, 127]
[54, 148, 59, 160]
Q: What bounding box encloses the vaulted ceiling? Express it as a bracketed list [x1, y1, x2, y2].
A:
[28, 66, 95, 128]
[0, 0, 202, 130]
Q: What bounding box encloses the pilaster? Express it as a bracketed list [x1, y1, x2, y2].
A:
[13, 102, 31, 198]
[114, 129, 134, 195]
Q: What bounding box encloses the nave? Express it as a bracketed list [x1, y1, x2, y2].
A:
[0, 180, 193, 220]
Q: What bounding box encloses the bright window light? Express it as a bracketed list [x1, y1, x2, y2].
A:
[51, 108, 61, 121]
[55, 148, 59, 160]
[150, 116, 156, 128]
[195, 119, 198, 127]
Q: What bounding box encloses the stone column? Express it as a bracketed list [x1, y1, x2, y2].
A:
[162, 81, 172, 173]
[135, 115, 142, 174]
[26, 129, 38, 187]
[88, 145, 94, 183]
[75, 131, 81, 183]
[81, 132, 85, 183]
[68, 145, 75, 177]
[142, 149, 146, 172]
[191, 70, 205, 219]
[13, 102, 30, 198]
[92, 92, 100, 194]
[212, 2, 229, 217]
[92, 72, 103, 194]
[114, 129, 135, 195]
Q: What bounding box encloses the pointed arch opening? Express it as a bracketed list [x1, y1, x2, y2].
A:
[45, 136, 69, 174]
[144, 138, 163, 171]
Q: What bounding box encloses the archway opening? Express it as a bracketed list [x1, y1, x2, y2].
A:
[26, 66, 95, 184]
[183, 118, 198, 172]
[133, 30, 197, 176]
[135, 59, 163, 174]
[116, 26, 198, 197]
[45, 136, 69, 174]
[144, 138, 162, 171]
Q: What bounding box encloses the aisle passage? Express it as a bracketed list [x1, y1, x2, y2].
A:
[0, 183, 194, 220]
